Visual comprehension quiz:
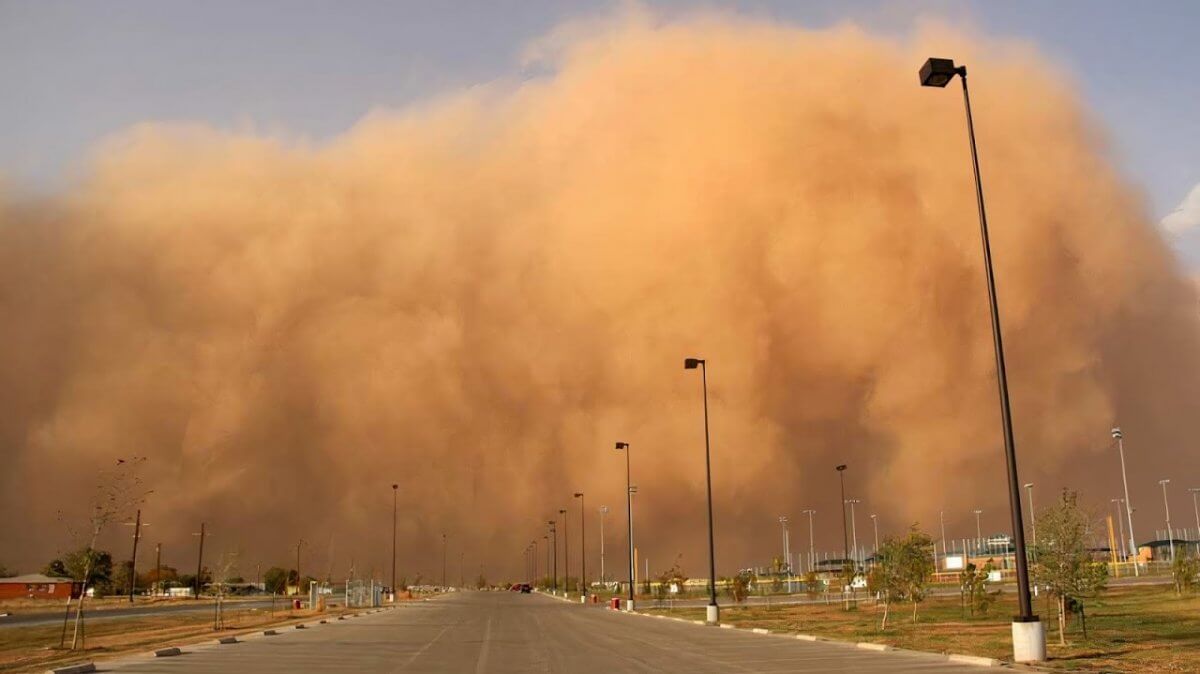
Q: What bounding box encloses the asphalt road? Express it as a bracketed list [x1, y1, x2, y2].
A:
[0, 599, 280, 629]
[96, 591, 989, 673]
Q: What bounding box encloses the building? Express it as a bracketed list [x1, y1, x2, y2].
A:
[0, 574, 82, 600]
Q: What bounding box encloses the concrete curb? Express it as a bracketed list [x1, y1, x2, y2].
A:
[262, 629, 278, 636]
[751, 628, 770, 634]
[46, 663, 96, 674]
[856, 642, 893, 652]
[153, 647, 182, 657]
[795, 634, 823, 641]
[718, 623, 735, 630]
[948, 654, 1003, 667]
[294, 623, 306, 629]
[217, 636, 238, 644]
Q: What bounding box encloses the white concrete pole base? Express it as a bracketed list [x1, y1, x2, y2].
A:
[1011, 619, 1046, 662]
[580, 595, 586, 604]
[706, 604, 720, 625]
[625, 598, 635, 611]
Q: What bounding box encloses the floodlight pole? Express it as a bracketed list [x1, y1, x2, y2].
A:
[920, 56, 1041, 661]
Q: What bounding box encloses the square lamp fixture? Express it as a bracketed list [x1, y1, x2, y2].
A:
[919, 57, 959, 87]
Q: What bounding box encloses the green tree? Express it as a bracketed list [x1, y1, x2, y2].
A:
[803, 571, 821, 599]
[44, 559, 69, 577]
[1031, 490, 1108, 644]
[867, 527, 935, 629]
[263, 567, 289, 594]
[1172, 553, 1199, 595]
[63, 548, 114, 589]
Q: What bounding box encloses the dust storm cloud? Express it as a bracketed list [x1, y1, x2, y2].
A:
[2, 14, 1198, 580]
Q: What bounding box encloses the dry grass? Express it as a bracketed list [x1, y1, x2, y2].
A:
[0, 603, 353, 673]
[645, 587, 1200, 672]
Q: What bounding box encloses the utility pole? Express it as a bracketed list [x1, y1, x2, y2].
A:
[559, 508, 569, 594]
[296, 539, 303, 597]
[1112, 499, 1127, 560]
[870, 514, 879, 561]
[836, 466, 850, 566]
[154, 543, 162, 597]
[123, 509, 147, 603]
[191, 523, 208, 600]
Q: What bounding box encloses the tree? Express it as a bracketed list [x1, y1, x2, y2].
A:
[0, 563, 14, 577]
[1031, 490, 1108, 644]
[63, 548, 114, 589]
[803, 571, 821, 599]
[725, 571, 752, 603]
[476, 574, 488, 589]
[867, 527, 935, 629]
[44, 559, 69, 577]
[1172, 552, 1199, 595]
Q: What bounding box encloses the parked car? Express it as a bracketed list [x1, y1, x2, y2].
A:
[519, 584, 532, 593]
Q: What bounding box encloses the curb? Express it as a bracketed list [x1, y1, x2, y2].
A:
[262, 629, 278, 636]
[47, 664, 95, 674]
[719, 623, 735, 629]
[751, 628, 770, 634]
[217, 636, 238, 644]
[949, 654, 1002, 667]
[857, 642, 893, 652]
[153, 647, 181, 657]
[795, 634, 823, 641]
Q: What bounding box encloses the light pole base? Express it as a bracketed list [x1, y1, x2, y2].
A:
[1011, 619, 1045, 662]
[706, 604, 720, 625]
[625, 598, 635, 611]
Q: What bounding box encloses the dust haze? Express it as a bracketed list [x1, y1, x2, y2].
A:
[3, 13, 1198, 581]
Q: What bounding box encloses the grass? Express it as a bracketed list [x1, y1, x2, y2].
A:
[0, 602, 356, 673]
[644, 586, 1200, 672]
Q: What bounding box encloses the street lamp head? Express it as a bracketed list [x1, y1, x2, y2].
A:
[836, 464, 847, 472]
[1111, 427, 1122, 439]
[918, 57, 962, 87]
[573, 492, 583, 498]
[684, 357, 704, 369]
[1023, 482, 1033, 489]
[615, 441, 628, 450]
[392, 483, 398, 490]
[1159, 479, 1170, 485]
[559, 509, 567, 515]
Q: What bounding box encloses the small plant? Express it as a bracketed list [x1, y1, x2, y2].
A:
[727, 571, 752, 603]
[1173, 553, 1199, 595]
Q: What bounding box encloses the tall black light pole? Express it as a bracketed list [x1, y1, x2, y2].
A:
[615, 442, 634, 608]
[543, 534, 550, 588]
[391, 484, 398, 595]
[441, 533, 447, 590]
[919, 56, 1042, 662]
[559, 508, 569, 594]
[531, 539, 538, 586]
[574, 492, 586, 594]
[836, 466, 849, 564]
[685, 358, 720, 625]
[548, 520, 558, 592]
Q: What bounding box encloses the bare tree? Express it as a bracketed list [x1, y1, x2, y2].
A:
[61, 457, 152, 650]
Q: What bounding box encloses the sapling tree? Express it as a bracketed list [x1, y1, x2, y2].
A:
[1031, 490, 1108, 644]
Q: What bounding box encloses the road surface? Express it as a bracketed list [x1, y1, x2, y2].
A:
[97, 591, 988, 673]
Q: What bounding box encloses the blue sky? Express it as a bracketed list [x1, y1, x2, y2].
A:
[2, 0, 1198, 267]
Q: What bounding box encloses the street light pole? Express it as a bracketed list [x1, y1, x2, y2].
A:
[1024, 483, 1036, 545]
[191, 523, 208, 600]
[1189, 488, 1200, 556]
[391, 484, 398, 596]
[548, 521, 557, 592]
[123, 509, 147, 603]
[803, 509, 816, 574]
[559, 509, 569, 595]
[779, 516, 790, 590]
[846, 499, 861, 565]
[531, 539, 538, 585]
[1112, 427, 1139, 576]
[574, 493, 586, 594]
[615, 442, 634, 609]
[939, 510, 948, 561]
[599, 506, 608, 584]
[870, 514, 879, 560]
[1112, 499, 1127, 560]
[1159, 479, 1174, 562]
[920, 57, 1042, 660]
[441, 533, 447, 590]
[685, 357, 720, 625]
[836, 466, 849, 566]
[974, 509, 983, 550]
